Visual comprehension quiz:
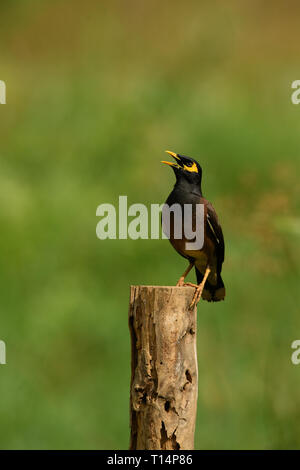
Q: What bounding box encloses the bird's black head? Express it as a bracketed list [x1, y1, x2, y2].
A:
[161, 150, 203, 188]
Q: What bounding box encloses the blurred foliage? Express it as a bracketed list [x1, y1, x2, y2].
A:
[0, 0, 300, 449]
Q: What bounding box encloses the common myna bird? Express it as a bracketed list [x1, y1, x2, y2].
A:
[161, 150, 225, 308]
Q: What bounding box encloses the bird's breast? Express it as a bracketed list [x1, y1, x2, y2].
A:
[164, 190, 216, 266]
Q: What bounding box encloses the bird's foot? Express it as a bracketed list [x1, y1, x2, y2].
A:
[176, 276, 185, 287]
[189, 284, 204, 309]
[189, 266, 211, 309]
[176, 262, 195, 287]
[176, 279, 198, 288]
[183, 282, 198, 288]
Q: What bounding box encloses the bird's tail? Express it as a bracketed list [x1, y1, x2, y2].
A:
[195, 268, 225, 302]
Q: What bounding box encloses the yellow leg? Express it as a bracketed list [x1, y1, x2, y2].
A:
[176, 262, 194, 287]
[189, 266, 211, 309]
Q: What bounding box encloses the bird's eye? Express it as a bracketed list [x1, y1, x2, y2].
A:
[183, 161, 198, 173]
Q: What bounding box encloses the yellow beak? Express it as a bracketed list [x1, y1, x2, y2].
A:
[161, 150, 181, 167]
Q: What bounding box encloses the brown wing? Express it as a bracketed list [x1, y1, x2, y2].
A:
[206, 201, 225, 270]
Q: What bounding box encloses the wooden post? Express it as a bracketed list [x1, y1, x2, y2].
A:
[129, 286, 198, 450]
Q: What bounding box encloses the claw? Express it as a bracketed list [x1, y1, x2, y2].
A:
[190, 294, 200, 309]
[183, 282, 198, 288]
[176, 277, 185, 287]
[188, 266, 211, 309]
[175, 262, 194, 287]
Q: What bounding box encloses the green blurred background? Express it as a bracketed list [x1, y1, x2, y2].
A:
[0, 0, 300, 449]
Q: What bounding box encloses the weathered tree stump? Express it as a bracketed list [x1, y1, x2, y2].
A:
[129, 286, 198, 450]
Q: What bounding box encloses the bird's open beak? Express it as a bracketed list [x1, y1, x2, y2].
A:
[161, 150, 182, 168]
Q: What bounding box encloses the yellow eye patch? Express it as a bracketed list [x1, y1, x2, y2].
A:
[183, 162, 198, 173]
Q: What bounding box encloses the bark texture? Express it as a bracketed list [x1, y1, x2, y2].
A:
[129, 286, 198, 450]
